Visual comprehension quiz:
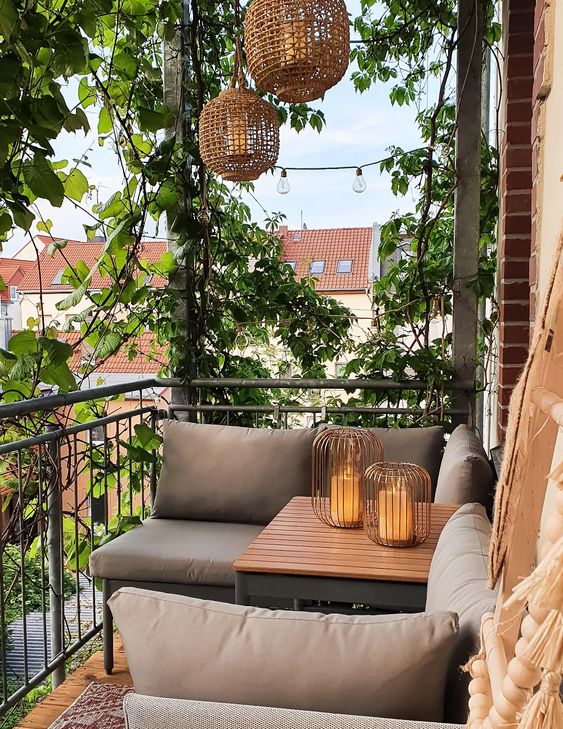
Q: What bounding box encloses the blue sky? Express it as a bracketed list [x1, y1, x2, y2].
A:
[7, 0, 423, 254]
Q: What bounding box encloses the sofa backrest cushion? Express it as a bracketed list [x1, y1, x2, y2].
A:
[370, 426, 444, 491]
[153, 420, 318, 525]
[110, 588, 459, 722]
[425, 503, 497, 723]
[124, 694, 465, 729]
[434, 425, 494, 509]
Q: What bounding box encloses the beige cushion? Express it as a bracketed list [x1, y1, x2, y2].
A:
[371, 427, 444, 490]
[426, 503, 497, 723]
[124, 694, 464, 729]
[153, 421, 318, 524]
[110, 588, 458, 721]
[89, 518, 263, 586]
[434, 426, 494, 508]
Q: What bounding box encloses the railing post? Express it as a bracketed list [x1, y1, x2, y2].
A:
[45, 425, 65, 688]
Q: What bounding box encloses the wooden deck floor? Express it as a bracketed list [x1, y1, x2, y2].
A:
[16, 639, 131, 729]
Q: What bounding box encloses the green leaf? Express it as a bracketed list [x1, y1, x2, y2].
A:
[138, 107, 173, 132]
[98, 106, 112, 135]
[23, 153, 65, 207]
[37, 219, 53, 234]
[0, 211, 11, 234]
[96, 332, 120, 359]
[9, 330, 39, 356]
[0, 0, 18, 39]
[63, 168, 89, 202]
[39, 336, 73, 365]
[78, 78, 96, 108]
[48, 238, 67, 255]
[134, 423, 163, 450]
[56, 283, 87, 311]
[40, 362, 76, 392]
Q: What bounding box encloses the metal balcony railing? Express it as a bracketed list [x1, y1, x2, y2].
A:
[0, 377, 471, 717]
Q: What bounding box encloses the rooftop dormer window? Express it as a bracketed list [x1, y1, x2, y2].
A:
[309, 260, 325, 274]
[336, 259, 352, 273]
[287, 261, 297, 271]
[52, 269, 65, 285]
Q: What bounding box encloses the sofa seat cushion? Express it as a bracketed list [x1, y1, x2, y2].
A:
[89, 518, 263, 586]
[110, 587, 459, 722]
[425, 503, 498, 723]
[124, 694, 465, 729]
[153, 420, 319, 524]
[434, 425, 494, 509]
[370, 426, 444, 491]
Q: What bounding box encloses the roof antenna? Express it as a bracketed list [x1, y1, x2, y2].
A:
[300, 210, 303, 230]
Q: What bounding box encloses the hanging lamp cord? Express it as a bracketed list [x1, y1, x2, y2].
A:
[230, 0, 246, 89]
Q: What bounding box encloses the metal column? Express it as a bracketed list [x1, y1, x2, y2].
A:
[45, 426, 65, 688]
[452, 0, 484, 428]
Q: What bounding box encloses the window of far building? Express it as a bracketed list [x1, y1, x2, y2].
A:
[309, 260, 325, 274]
[51, 269, 65, 285]
[286, 261, 297, 271]
[335, 362, 348, 377]
[9, 285, 17, 301]
[336, 259, 352, 273]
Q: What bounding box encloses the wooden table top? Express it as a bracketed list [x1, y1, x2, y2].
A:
[234, 497, 459, 584]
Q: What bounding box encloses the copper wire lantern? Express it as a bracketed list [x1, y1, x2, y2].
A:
[244, 0, 350, 103]
[312, 428, 383, 528]
[199, 32, 280, 182]
[364, 462, 431, 548]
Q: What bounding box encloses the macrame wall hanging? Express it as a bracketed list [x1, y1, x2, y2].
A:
[198, 2, 280, 182]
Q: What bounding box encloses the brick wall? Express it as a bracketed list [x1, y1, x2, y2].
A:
[497, 0, 535, 440]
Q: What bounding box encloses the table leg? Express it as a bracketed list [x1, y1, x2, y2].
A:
[235, 572, 250, 605]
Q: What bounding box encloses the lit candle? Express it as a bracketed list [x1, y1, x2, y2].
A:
[330, 461, 362, 526]
[227, 125, 247, 157]
[282, 20, 308, 64]
[377, 483, 415, 545]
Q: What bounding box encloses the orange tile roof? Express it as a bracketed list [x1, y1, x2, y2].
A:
[0, 258, 35, 301]
[278, 226, 373, 292]
[18, 239, 168, 291]
[60, 331, 166, 375]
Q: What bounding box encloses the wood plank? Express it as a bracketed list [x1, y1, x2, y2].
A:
[234, 497, 459, 582]
[15, 639, 131, 729]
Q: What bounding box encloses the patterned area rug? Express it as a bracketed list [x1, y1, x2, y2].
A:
[48, 682, 134, 729]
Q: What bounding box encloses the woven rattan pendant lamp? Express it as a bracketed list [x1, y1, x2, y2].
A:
[199, 11, 280, 182]
[244, 0, 350, 103]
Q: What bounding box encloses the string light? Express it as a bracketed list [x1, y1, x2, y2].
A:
[277, 169, 291, 195]
[352, 167, 367, 193]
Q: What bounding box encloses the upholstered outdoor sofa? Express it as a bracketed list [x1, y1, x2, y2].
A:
[90, 420, 496, 723]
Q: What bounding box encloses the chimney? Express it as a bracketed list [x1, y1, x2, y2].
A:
[368, 223, 381, 283]
[278, 225, 288, 237]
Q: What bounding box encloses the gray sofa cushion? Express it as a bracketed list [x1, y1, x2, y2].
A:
[124, 694, 464, 729]
[434, 426, 494, 509]
[370, 426, 444, 490]
[153, 421, 318, 524]
[111, 588, 458, 722]
[425, 503, 497, 723]
[89, 518, 263, 586]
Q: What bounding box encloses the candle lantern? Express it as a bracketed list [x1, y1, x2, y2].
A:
[312, 428, 383, 528]
[244, 0, 350, 103]
[364, 462, 431, 548]
[199, 34, 279, 182]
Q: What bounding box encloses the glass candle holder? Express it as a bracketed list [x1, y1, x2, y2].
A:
[364, 462, 431, 547]
[312, 428, 383, 528]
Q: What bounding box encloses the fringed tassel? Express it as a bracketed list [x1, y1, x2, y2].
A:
[507, 536, 563, 611]
[517, 671, 563, 729]
[523, 610, 563, 672]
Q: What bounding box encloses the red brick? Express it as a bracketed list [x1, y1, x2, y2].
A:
[507, 30, 534, 57]
[506, 122, 532, 145]
[529, 251, 537, 286]
[506, 52, 533, 77]
[501, 236, 531, 258]
[499, 365, 523, 387]
[505, 190, 531, 213]
[501, 322, 530, 344]
[500, 279, 531, 300]
[503, 213, 532, 235]
[508, 9, 535, 32]
[498, 385, 517, 407]
[507, 76, 533, 99]
[508, 0, 535, 12]
[504, 146, 532, 168]
[499, 345, 530, 365]
[534, 0, 545, 30]
[505, 168, 532, 189]
[506, 99, 533, 123]
[532, 56, 547, 100]
[499, 258, 531, 279]
[500, 301, 530, 321]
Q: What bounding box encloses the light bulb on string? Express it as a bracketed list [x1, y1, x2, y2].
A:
[352, 167, 367, 193]
[277, 169, 290, 195]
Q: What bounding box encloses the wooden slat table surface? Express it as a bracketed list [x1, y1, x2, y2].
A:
[234, 497, 459, 584]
